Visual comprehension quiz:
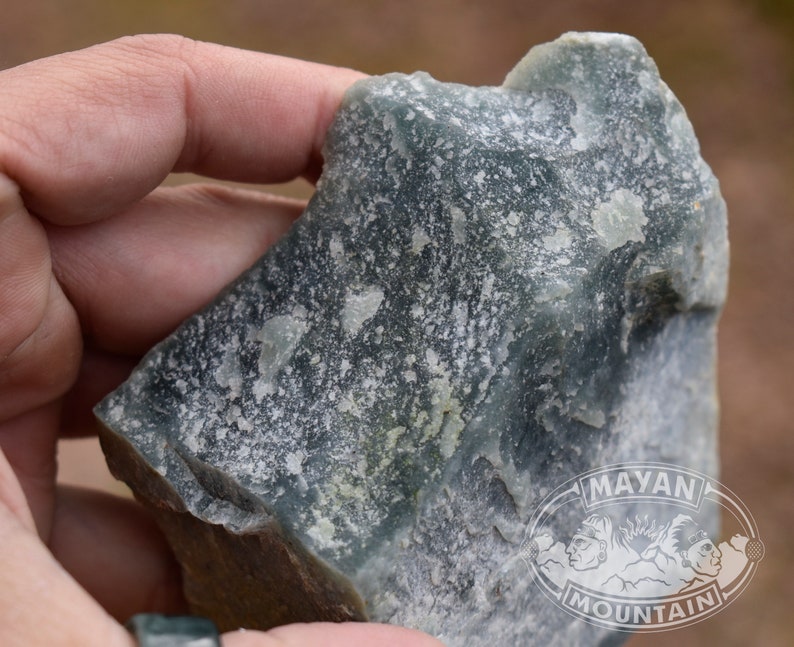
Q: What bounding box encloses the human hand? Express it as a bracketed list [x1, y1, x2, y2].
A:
[0, 34, 444, 647]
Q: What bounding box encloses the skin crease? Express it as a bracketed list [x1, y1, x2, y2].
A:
[0, 34, 445, 647]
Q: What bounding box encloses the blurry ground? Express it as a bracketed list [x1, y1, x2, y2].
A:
[2, 1, 792, 645]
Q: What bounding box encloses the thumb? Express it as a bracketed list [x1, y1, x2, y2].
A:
[0, 471, 132, 647]
[222, 622, 445, 647]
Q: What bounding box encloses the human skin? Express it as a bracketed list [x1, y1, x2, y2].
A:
[0, 34, 444, 647]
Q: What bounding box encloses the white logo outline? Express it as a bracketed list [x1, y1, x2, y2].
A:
[521, 461, 763, 632]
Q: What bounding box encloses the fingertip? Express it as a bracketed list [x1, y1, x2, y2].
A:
[222, 622, 445, 647]
[0, 35, 367, 225]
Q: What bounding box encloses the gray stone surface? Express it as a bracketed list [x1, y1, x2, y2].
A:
[97, 32, 728, 645]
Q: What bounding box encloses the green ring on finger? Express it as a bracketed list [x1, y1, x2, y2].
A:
[125, 613, 221, 647]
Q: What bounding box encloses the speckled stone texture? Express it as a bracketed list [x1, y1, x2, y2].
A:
[97, 32, 728, 646]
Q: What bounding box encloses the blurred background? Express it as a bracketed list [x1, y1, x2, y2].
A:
[1, 1, 791, 645]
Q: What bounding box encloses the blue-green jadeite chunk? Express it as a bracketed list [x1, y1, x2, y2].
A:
[97, 32, 727, 646]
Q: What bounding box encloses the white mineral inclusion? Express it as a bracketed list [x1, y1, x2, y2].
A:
[214, 346, 243, 398]
[341, 286, 385, 336]
[284, 450, 306, 476]
[449, 205, 467, 245]
[411, 227, 432, 253]
[591, 188, 648, 250]
[542, 223, 572, 252]
[329, 234, 345, 264]
[569, 97, 599, 151]
[254, 314, 308, 396]
[306, 517, 337, 548]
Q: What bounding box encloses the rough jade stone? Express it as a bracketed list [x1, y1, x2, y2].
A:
[96, 32, 728, 646]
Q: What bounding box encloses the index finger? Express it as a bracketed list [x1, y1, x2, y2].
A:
[0, 35, 365, 224]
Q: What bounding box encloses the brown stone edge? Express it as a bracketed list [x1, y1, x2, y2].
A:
[97, 422, 368, 632]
